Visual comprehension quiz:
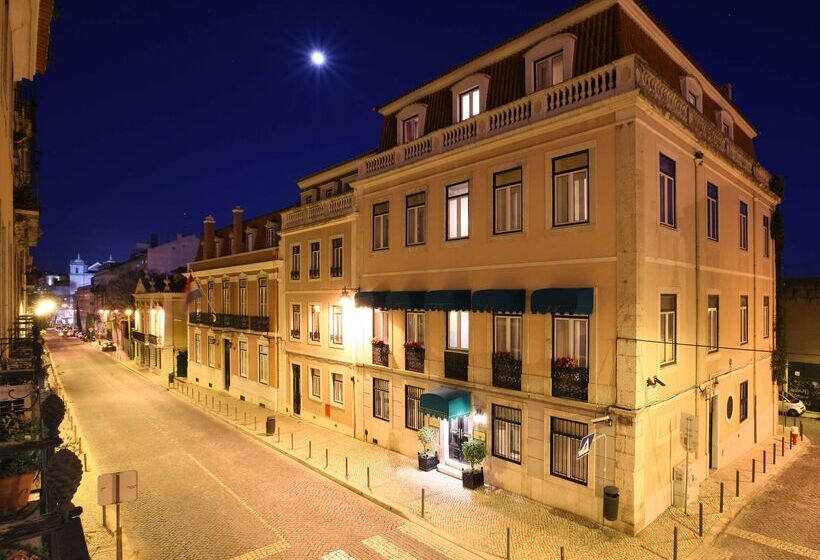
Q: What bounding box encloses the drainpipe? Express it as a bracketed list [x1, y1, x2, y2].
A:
[694, 150, 704, 457]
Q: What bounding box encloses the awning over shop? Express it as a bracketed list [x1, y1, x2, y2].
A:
[423, 290, 471, 312]
[530, 288, 594, 315]
[384, 291, 426, 310]
[355, 291, 388, 309]
[471, 289, 526, 314]
[420, 387, 472, 419]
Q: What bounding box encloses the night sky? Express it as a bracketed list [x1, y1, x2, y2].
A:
[32, 1, 819, 277]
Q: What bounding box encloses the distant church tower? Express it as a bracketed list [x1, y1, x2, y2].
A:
[69, 253, 93, 297]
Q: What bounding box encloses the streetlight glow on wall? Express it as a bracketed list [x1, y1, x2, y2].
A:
[310, 50, 326, 66]
[34, 299, 57, 317]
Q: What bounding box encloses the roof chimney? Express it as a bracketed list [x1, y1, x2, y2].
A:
[203, 215, 216, 260]
[232, 206, 244, 254]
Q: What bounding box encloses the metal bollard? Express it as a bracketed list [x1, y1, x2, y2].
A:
[560, 546, 565, 560]
[83, 453, 88, 473]
[78, 437, 82, 455]
[719, 482, 724, 513]
[773, 443, 777, 465]
[735, 470, 739, 497]
[790, 434, 793, 450]
[345, 457, 348, 479]
[308, 441, 312, 459]
[506, 527, 511, 560]
[244, 411, 246, 424]
[699, 502, 703, 537]
[673, 526, 678, 560]
[421, 488, 425, 518]
[325, 448, 328, 468]
[254, 417, 257, 431]
[752, 459, 756, 483]
[763, 450, 767, 473]
[367, 466, 371, 489]
[291, 433, 294, 449]
[277, 427, 281, 443]
[800, 420, 804, 440]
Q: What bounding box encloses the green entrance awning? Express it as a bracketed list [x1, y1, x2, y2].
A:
[471, 289, 525, 314]
[420, 387, 472, 419]
[384, 291, 426, 310]
[423, 290, 471, 312]
[355, 291, 388, 309]
[531, 288, 594, 315]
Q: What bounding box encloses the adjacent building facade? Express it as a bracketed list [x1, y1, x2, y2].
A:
[784, 277, 820, 410]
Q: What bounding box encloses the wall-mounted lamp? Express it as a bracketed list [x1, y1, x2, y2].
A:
[473, 409, 486, 425]
[646, 376, 667, 387]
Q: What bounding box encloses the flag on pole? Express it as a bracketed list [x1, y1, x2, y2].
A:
[185, 274, 201, 305]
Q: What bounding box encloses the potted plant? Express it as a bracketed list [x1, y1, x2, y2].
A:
[371, 338, 389, 367]
[416, 426, 439, 471]
[461, 439, 486, 489]
[0, 416, 40, 516]
[404, 341, 425, 373]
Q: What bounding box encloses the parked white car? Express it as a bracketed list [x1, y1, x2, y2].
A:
[779, 392, 807, 416]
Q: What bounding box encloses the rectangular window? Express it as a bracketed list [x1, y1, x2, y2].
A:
[447, 311, 469, 351]
[258, 278, 268, 317]
[330, 305, 343, 345]
[309, 241, 320, 279]
[239, 279, 248, 316]
[459, 87, 480, 121]
[215, 238, 223, 257]
[707, 183, 719, 241]
[403, 115, 419, 143]
[660, 294, 677, 365]
[373, 309, 389, 343]
[222, 281, 231, 313]
[332, 373, 344, 405]
[406, 312, 425, 345]
[492, 404, 522, 464]
[763, 296, 770, 339]
[290, 304, 301, 339]
[446, 182, 469, 240]
[708, 295, 719, 352]
[739, 201, 749, 250]
[309, 304, 320, 342]
[763, 215, 770, 258]
[553, 316, 588, 367]
[239, 340, 248, 378]
[194, 332, 201, 363]
[550, 417, 589, 485]
[373, 378, 390, 421]
[310, 367, 321, 398]
[266, 227, 276, 248]
[739, 380, 749, 422]
[494, 315, 522, 360]
[494, 167, 523, 234]
[331, 238, 343, 277]
[246, 232, 254, 251]
[405, 192, 426, 246]
[207, 336, 215, 367]
[405, 385, 423, 430]
[373, 202, 389, 250]
[659, 154, 676, 228]
[207, 281, 215, 311]
[291, 245, 301, 280]
[258, 345, 269, 384]
[740, 295, 749, 344]
[553, 151, 589, 226]
[534, 51, 564, 90]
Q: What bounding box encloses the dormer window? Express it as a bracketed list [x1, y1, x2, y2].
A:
[459, 88, 480, 121]
[403, 115, 420, 143]
[215, 238, 223, 257]
[524, 34, 576, 95]
[245, 229, 256, 251]
[680, 75, 703, 112]
[396, 103, 428, 144]
[716, 109, 734, 140]
[450, 74, 489, 124]
[534, 51, 564, 90]
[686, 90, 699, 107]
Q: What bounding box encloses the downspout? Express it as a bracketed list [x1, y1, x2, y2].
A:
[694, 151, 704, 460]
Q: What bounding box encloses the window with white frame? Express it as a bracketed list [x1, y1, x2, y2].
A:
[660, 294, 677, 365]
[266, 226, 276, 248]
[763, 215, 770, 258]
[222, 281, 231, 313]
[290, 303, 301, 339]
[330, 305, 343, 345]
[707, 183, 719, 241]
[550, 417, 588, 484]
[447, 311, 469, 351]
[553, 316, 588, 368]
[291, 245, 301, 280]
[208, 336, 215, 367]
[239, 340, 248, 377]
[373, 202, 389, 250]
[494, 167, 523, 234]
[246, 232, 255, 251]
[763, 295, 770, 339]
[373, 309, 389, 344]
[309, 241, 320, 279]
[659, 154, 676, 227]
[406, 192, 426, 246]
[310, 367, 321, 398]
[215, 238, 223, 257]
[459, 87, 480, 121]
[492, 404, 522, 464]
[740, 295, 749, 344]
[446, 182, 469, 240]
[406, 312, 425, 346]
[739, 201, 749, 251]
[194, 332, 201, 363]
[309, 305, 320, 342]
[258, 277, 268, 317]
[332, 373, 344, 405]
[373, 378, 389, 420]
[331, 238, 343, 277]
[494, 315, 522, 360]
[402, 115, 419, 143]
[534, 51, 564, 90]
[553, 151, 589, 226]
[258, 345, 269, 384]
[239, 279, 248, 316]
[681, 76, 703, 112]
[708, 295, 719, 352]
[207, 281, 214, 311]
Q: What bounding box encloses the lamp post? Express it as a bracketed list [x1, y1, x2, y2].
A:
[125, 308, 133, 359]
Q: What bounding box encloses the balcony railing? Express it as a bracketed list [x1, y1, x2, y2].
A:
[280, 191, 356, 231]
[309, 268, 320, 279]
[147, 334, 160, 345]
[330, 266, 343, 278]
[492, 354, 522, 391]
[309, 330, 320, 342]
[131, 331, 145, 343]
[359, 55, 772, 189]
[444, 351, 468, 381]
[405, 345, 425, 373]
[329, 333, 343, 345]
[290, 270, 300, 280]
[551, 364, 589, 401]
[290, 329, 301, 339]
[250, 316, 269, 332]
[372, 343, 389, 367]
[188, 312, 214, 326]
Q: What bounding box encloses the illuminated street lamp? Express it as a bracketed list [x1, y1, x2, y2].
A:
[34, 299, 57, 317]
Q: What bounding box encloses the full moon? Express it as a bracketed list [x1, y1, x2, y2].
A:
[310, 50, 326, 66]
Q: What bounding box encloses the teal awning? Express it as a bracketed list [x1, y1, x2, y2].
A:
[420, 387, 472, 419]
[355, 291, 388, 309]
[384, 291, 426, 310]
[471, 289, 525, 313]
[531, 288, 594, 315]
[424, 290, 471, 312]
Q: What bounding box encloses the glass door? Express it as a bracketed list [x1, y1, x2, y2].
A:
[448, 416, 469, 463]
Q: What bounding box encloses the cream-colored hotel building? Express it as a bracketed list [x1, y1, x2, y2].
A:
[191, 0, 779, 534]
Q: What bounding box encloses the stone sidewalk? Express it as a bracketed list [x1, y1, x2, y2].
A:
[113, 353, 811, 560]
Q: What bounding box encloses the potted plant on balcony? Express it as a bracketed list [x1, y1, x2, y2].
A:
[461, 439, 486, 489]
[404, 341, 425, 372]
[371, 338, 389, 366]
[492, 351, 522, 389]
[0, 416, 40, 516]
[416, 426, 439, 471]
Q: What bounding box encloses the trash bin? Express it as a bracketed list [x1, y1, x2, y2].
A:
[266, 416, 276, 436]
[603, 485, 619, 521]
[168, 373, 174, 385]
[791, 426, 799, 445]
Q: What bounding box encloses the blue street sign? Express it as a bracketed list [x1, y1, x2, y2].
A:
[577, 432, 595, 459]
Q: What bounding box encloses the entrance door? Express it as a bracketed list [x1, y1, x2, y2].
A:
[292, 364, 301, 415]
[223, 341, 231, 390]
[708, 395, 718, 469]
[449, 416, 469, 463]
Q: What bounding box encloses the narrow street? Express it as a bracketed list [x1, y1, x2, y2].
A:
[48, 334, 464, 560]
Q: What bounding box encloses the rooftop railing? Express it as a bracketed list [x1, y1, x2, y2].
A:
[280, 191, 355, 231]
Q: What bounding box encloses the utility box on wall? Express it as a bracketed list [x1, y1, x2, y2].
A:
[672, 461, 697, 507]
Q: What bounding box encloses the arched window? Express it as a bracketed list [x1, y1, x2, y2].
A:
[396, 103, 428, 144]
[450, 74, 490, 123]
[680, 75, 703, 112]
[523, 33, 577, 94]
[715, 109, 734, 139]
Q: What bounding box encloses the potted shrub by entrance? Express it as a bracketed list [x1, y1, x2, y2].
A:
[416, 426, 439, 471]
[0, 416, 40, 516]
[461, 439, 486, 489]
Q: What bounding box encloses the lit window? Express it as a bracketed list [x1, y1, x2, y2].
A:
[403, 115, 419, 143]
[194, 332, 201, 363]
[707, 295, 719, 352]
[330, 305, 343, 345]
[459, 88, 480, 121]
[246, 232, 255, 251]
[686, 90, 699, 108]
[739, 202, 749, 251]
[494, 315, 522, 360]
[222, 281, 231, 313]
[309, 242, 320, 279]
[659, 154, 676, 228]
[707, 184, 719, 241]
[553, 152, 588, 226]
[258, 345, 269, 384]
[763, 296, 770, 339]
[266, 226, 276, 248]
[550, 417, 588, 485]
[332, 373, 344, 405]
[309, 305, 321, 342]
[310, 368, 321, 398]
[447, 311, 469, 351]
[740, 295, 749, 344]
[239, 279, 247, 316]
[258, 277, 268, 317]
[406, 192, 426, 246]
[660, 294, 677, 365]
[553, 316, 588, 368]
[373, 202, 389, 250]
[239, 341, 248, 378]
[373, 309, 389, 343]
[406, 312, 425, 346]
[373, 378, 389, 420]
[534, 51, 564, 90]
[331, 238, 343, 277]
[291, 245, 301, 280]
[494, 167, 523, 234]
[290, 304, 301, 339]
[446, 182, 469, 240]
[207, 336, 216, 367]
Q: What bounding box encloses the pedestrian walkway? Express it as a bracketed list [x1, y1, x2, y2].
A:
[114, 354, 812, 560]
